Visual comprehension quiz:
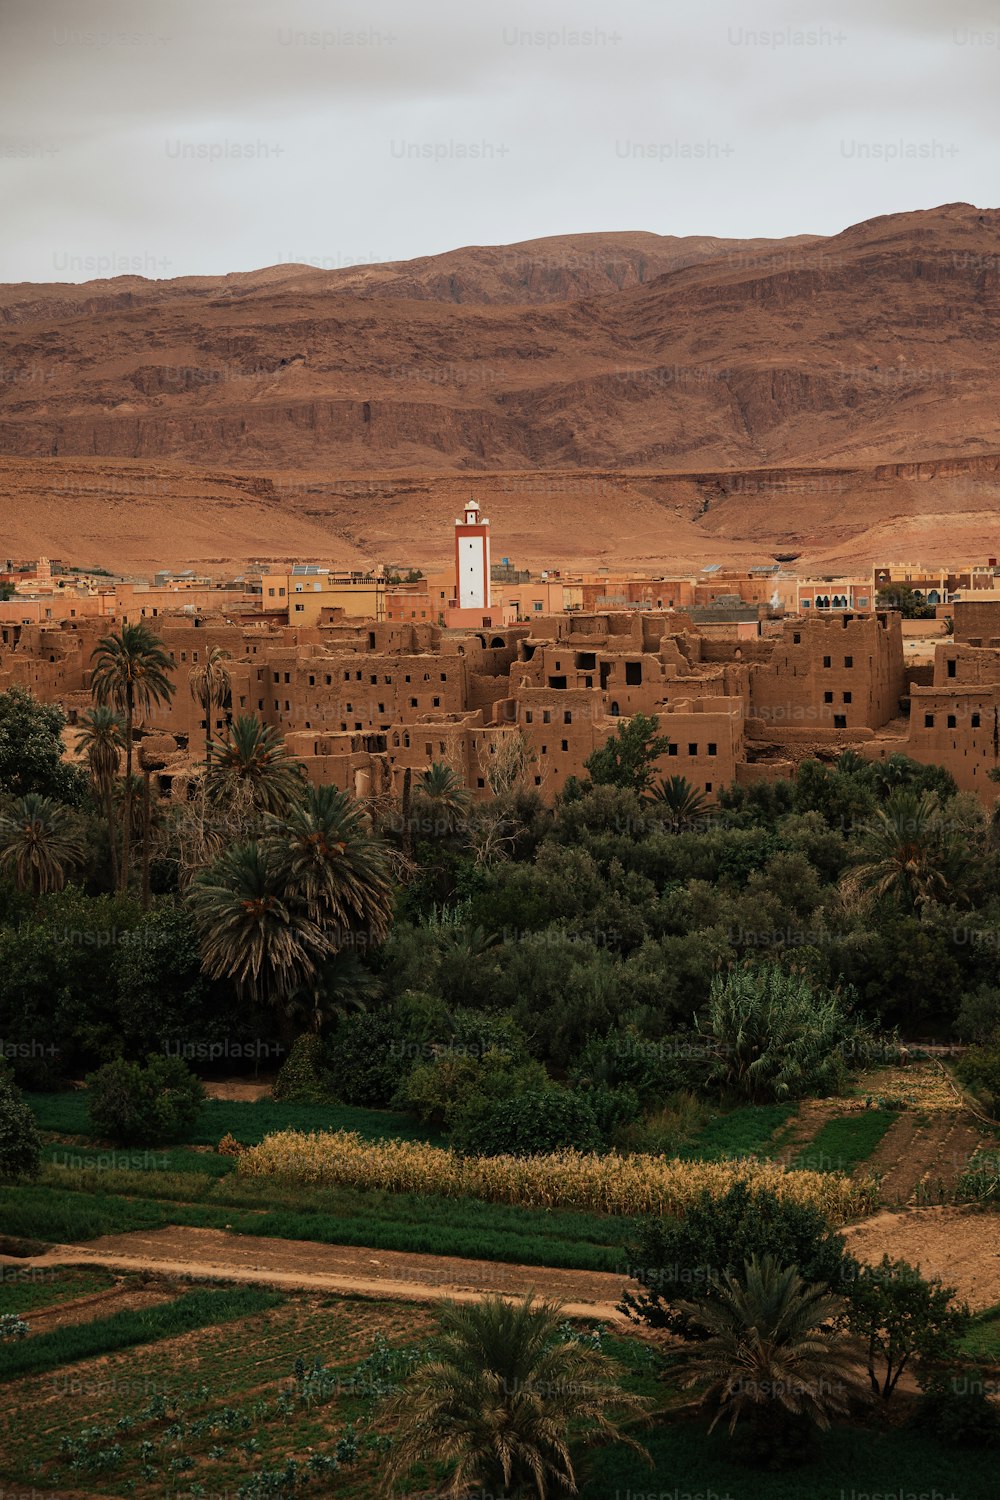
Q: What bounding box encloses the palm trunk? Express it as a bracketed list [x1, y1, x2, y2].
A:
[121, 692, 133, 893]
[141, 767, 152, 910]
[401, 767, 412, 861]
[104, 783, 119, 890]
[204, 691, 212, 769]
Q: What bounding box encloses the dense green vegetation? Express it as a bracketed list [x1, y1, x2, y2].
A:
[1, 655, 1000, 1488]
[3, 669, 999, 1173]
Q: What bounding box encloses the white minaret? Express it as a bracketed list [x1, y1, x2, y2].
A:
[454, 498, 491, 610]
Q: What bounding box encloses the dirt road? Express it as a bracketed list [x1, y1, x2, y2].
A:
[9, 1204, 999, 1318]
[16, 1226, 638, 1321]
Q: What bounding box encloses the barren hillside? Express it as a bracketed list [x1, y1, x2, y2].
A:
[2, 205, 999, 572]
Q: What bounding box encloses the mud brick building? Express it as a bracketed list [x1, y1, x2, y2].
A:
[3, 592, 999, 808]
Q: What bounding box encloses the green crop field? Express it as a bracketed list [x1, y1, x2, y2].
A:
[790, 1110, 898, 1174]
[678, 1102, 797, 1161]
[28, 1091, 447, 1147]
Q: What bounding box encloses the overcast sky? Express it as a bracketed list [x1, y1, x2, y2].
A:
[1, 0, 998, 283]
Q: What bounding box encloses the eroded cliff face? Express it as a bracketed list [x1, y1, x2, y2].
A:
[1, 205, 1000, 571]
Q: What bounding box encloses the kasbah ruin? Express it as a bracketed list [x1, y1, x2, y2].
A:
[4, 500, 1000, 808]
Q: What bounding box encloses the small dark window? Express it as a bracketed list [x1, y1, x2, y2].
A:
[947, 659, 957, 678]
[688, 743, 698, 756]
[824, 691, 834, 704]
[834, 714, 847, 729]
[793, 632, 801, 644]
[844, 655, 853, 668]
[625, 662, 642, 685]
[924, 713, 934, 728]
[823, 655, 831, 668]
[668, 743, 678, 756]
[947, 714, 957, 729]
[843, 692, 852, 704]
[561, 739, 568, 752]
[707, 742, 717, 756]
[972, 712, 981, 728]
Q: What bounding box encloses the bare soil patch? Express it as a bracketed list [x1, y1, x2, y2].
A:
[843, 1206, 1000, 1311]
[26, 1226, 636, 1321]
[20, 1281, 175, 1333]
[201, 1079, 274, 1101]
[861, 1112, 989, 1204]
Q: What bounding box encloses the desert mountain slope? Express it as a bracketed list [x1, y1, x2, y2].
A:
[1, 205, 999, 572]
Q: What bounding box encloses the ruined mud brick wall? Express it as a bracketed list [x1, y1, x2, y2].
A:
[954, 599, 1000, 647]
[900, 684, 1000, 799]
[748, 613, 903, 736]
[650, 697, 745, 797]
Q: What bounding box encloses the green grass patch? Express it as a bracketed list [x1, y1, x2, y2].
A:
[0, 1184, 180, 1242]
[0, 1265, 116, 1316]
[679, 1102, 797, 1161]
[579, 1419, 1000, 1500]
[0, 1286, 282, 1382]
[791, 1110, 898, 1174]
[28, 1090, 446, 1147]
[41, 1141, 235, 1177]
[960, 1301, 1000, 1361]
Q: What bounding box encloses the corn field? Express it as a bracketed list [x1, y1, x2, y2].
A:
[237, 1130, 877, 1224]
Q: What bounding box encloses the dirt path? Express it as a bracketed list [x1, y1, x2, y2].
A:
[7, 1205, 1000, 1321]
[12, 1227, 638, 1322]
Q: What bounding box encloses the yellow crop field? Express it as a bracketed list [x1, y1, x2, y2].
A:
[237, 1129, 877, 1224]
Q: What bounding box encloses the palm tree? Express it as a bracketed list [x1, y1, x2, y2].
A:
[382, 1294, 649, 1498]
[188, 647, 231, 768]
[869, 752, 915, 798]
[840, 789, 961, 913]
[187, 841, 329, 1011]
[410, 761, 472, 843]
[648, 774, 710, 829]
[676, 1254, 862, 1447]
[206, 716, 305, 832]
[834, 749, 866, 778]
[263, 782, 394, 942]
[90, 624, 175, 891]
[0, 794, 87, 897]
[76, 705, 125, 888]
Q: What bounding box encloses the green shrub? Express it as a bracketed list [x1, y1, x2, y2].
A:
[85, 1054, 204, 1145]
[273, 1034, 333, 1104]
[324, 1009, 414, 1107]
[456, 1087, 603, 1157]
[956, 1034, 1000, 1113]
[916, 1370, 1000, 1448]
[956, 1151, 1000, 1203]
[569, 1027, 711, 1101]
[621, 1180, 851, 1337]
[394, 1020, 548, 1132]
[0, 1076, 41, 1183]
[699, 965, 855, 1103]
